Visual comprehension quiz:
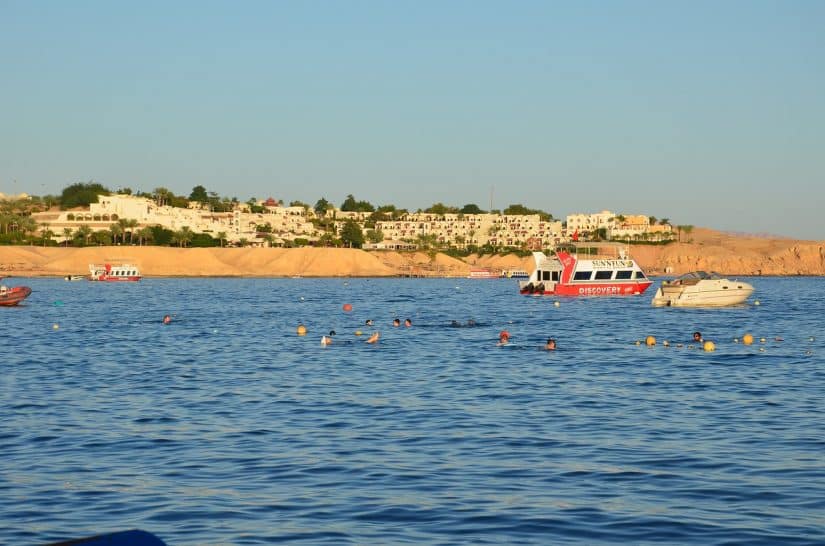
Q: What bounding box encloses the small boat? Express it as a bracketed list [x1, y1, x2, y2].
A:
[519, 243, 652, 296]
[65, 274, 85, 281]
[0, 285, 32, 306]
[468, 268, 497, 279]
[500, 269, 530, 279]
[651, 271, 754, 307]
[89, 263, 142, 282]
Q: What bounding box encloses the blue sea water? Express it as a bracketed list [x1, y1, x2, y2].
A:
[1, 276, 823, 545]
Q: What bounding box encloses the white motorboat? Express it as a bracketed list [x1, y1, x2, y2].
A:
[651, 271, 754, 307]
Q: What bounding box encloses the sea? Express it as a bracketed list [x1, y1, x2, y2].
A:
[1, 276, 823, 545]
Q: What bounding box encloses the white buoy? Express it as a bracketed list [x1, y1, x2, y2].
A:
[52, 323, 59, 330]
[754, 300, 761, 306]
[553, 301, 560, 307]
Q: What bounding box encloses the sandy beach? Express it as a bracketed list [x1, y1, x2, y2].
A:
[1, 228, 823, 278]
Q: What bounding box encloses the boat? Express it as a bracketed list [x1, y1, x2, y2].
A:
[468, 268, 497, 279]
[65, 274, 85, 281]
[519, 243, 652, 296]
[651, 271, 754, 307]
[0, 284, 32, 306]
[89, 263, 142, 282]
[500, 269, 529, 279]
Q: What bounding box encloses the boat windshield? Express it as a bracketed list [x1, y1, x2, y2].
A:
[675, 271, 723, 281]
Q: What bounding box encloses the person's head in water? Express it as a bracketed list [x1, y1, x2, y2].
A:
[545, 338, 556, 350]
[498, 330, 510, 344]
[393, 318, 400, 327]
[693, 331, 702, 342]
[365, 319, 374, 326]
[404, 319, 412, 327]
[162, 315, 172, 325]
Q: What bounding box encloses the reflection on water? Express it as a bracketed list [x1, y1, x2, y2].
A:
[1, 277, 823, 545]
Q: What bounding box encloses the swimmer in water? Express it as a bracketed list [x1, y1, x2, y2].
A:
[545, 338, 556, 350]
[393, 318, 401, 327]
[497, 330, 510, 346]
[692, 331, 703, 343]
[365, 319, 374, 326]
[366, 332, 380, 344]
[404, 319, 412, 327]
[162, 315, 172, 325]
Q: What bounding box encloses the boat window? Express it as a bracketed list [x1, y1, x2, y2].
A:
[594, 270, 613, 280]
[634, 271, 647, 279]
[552, 271, 560, 282]
[542, 271, 551, 281]
[615, 270, 633, 280]
[573, 271, 592, 281]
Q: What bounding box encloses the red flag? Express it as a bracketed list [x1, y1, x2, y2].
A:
[572, 229, 579, 242]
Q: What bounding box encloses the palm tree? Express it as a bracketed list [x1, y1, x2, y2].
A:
[62, 227, 73, 246]
[75, 224, 92, 246]
[173, 226, 193, 247]
[126, 218, 138, 244]
[41, 226, 55, 247]
[217, 231, 227, 248]
[110, 223, 123, 244]
[137, 226, 154, 246]
[117, 218, 130, 244]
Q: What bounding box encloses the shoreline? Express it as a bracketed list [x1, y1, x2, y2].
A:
[2, 228, 824, 278]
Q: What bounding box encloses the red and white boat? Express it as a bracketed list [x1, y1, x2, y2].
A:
[0, 285, 32, 306]
[89, 263, 142, 282]
[519, 244, 652, 296]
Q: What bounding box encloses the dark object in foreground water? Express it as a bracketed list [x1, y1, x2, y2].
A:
[44, 529, 167, 546]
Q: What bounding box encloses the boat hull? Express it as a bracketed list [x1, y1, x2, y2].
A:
[0, 286, 33, 306]
[521, 280, 653, 296]
[89, 276, 142, 282]
[651, 286, 753, 307]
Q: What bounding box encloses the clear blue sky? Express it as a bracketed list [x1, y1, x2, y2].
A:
[1, 1, 823, 238]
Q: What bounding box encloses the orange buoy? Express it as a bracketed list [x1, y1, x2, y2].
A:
[742, 333, 754, 345]
[342, 303, 353, 312]
[645, 335, 656, 346]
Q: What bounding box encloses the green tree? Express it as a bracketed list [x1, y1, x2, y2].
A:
[340, 194, 374, 213]
[172, 226, 194, 247]
[74, 224, 92, 246]
[189, 185, 209, 203]
[314, 198, 331, 217]
[340, 219, 365, 248]
[153, 187, 173, 207]
[425, 202, 454, 215]
[110, 222, 123, 244]
[60, 181, 110, 209]
[217, 231, 227, 248]
[366, 228, 384, 244]
[503, 204, 553, 220]
[62, 227, 73, 246]
[92, 229, 111, 245]
[460, 203, 484, 214]
[137, 226, 154, 246]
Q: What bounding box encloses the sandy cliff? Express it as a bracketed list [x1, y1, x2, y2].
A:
[1, 228, 823, 277]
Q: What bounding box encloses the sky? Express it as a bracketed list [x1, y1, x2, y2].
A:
[1, 1, 823, 239]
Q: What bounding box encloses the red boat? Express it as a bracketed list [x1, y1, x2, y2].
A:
[89, 263, 142, 282]
[519, 244, 653, 296]
[0, 285, 32, 306]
